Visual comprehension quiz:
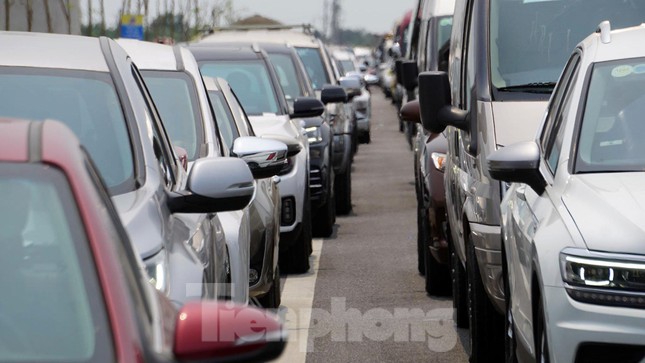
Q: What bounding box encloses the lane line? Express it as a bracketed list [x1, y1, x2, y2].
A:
[276, 238, 323, 363]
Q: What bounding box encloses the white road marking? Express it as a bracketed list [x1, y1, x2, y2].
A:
[276, 238, 323, 363]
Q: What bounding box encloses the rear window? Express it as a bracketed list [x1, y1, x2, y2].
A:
[296, 47, 330, 90]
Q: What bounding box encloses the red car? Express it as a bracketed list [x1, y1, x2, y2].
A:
[0, 118, 286, 362]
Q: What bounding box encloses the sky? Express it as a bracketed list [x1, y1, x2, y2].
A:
[81, 0, 417, 35]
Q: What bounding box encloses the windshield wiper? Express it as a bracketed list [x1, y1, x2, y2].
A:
[496, 82, 556, 94]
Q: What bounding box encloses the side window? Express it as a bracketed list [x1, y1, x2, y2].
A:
[462, 2, 476, 111]
[130, 64, 176, 188]
[541, 53, 581, 173]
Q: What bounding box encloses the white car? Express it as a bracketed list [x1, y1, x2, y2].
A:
[489, 22, 645, 362]
[118, 39, 287, 303]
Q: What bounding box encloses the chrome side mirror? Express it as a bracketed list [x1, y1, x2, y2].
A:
[233, 136, 288, 179]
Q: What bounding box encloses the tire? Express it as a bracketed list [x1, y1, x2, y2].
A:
[312, 195, 335, 237]
[466, 236, 504, 363]
[451, 240, 469, 328]
[416, 202, 426, 275]
[503, 248, 518, 363]
[536, 297, 550, 363]
[359, 131, 371, 144]
[258, 266, 281, 309]
[423, 214, 451, 296]
[335, 165, 352, 215]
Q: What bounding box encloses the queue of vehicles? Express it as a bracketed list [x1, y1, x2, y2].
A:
[385, 0, 645, 361]
[0, 22, 373, 362]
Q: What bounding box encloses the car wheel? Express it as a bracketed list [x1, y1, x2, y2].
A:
[313, 186, 335, 237]
[451, 238, 469, 328]
[335, 165, 352, 215]
[536, 297, 550, 363]
[423, 216, 451, 296]
[258, 266, 281, 309]
[466, 235, 504, 362]
[280, 191, 312, 274]
[503, 249, 518, 363]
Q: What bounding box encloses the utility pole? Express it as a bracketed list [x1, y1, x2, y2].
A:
[322, 0, 328, 39]
[330, 0, 340, 44]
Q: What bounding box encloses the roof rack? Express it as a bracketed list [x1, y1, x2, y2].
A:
[209, 24, 317, 36]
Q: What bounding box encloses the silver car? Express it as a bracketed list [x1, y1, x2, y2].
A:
[489, 23, 645, 363]
[0, 32, 255, 306]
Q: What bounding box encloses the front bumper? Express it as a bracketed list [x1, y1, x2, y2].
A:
[470, 222, 505, 313]
[543, 285, 645, 363]
[308, 140, 331, 208]
[277, 148, 307, 234]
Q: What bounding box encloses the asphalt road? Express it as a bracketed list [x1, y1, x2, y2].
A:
[277, 88, 469, 363]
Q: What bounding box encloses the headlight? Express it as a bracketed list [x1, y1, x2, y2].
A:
[431, 152, 446, 172]
[560, 249, 645, 308]
[144, 250, 169, 294]
[305, 126, 323, 144]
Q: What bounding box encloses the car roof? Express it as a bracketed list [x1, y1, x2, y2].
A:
[584, 24, 645, 63]
[189, 44, 265, 61]
[116, 38, 180, 71]
[0, 31, 109, 72]
[201, 29, 321, 48]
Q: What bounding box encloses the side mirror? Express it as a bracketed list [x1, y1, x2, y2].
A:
[261, 134, 302, 158]
[400, 100, 420, 123]
[487, 141, 546, 194]
[233, 136, 288, 179]
[167, 157, 254, 214]
[290, 97, 325, 118]
[359, 64, 367, 72]
[395, 59, 404, 85]
[339, 76, 362, 101]
[401, 61, 419, 91]
[321, 84, 348, 104]
[418, 71, 468, 133]
[174, 301, 286, 362]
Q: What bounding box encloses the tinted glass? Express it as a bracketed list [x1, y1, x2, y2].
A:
[490, 0, 645, 92]
[268, 53, 304, 102]
[200, 61, 280, 115]
[142, 70, 203, 161]
[0, 163, 113, 362]
[296, 47, 330, 90]
[577, 59, 645, 172]
[208, 90, 239, 152]
[0, 68, 134, 194]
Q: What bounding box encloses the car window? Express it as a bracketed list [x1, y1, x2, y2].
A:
[541, 53, 581, 173]
[200, 61, 280, 116]
[0, 67, 135, 194]
[142, 71, 204, 162]
[295, 47, 330, 90]
[576, 58, 645, 173]
[489, 0, 645, 96]
[208, 89, 240, 152]
[338, 59, 356, 75]
[0, 163, 114, 363]
[268, 53, 305, 102]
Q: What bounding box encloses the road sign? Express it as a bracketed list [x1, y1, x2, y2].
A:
[121, 15, 144, 40]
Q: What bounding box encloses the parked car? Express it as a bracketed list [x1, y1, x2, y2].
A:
[203, 75, 285, 308]
[0, 117, 285, 362]
[489, 23, 645, 363]
[189, 43, 322, 273]
[117, 39, 288, 305]
[257, 41, 337, 237]
[400, 0, 455, 296]
[200, 27, 355, 215]
[332, 48, 373, 144]
[418, 0, 645, 360]
[0, 32, 254, 306]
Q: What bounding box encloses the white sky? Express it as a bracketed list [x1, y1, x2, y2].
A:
[81, 0, 417, 34]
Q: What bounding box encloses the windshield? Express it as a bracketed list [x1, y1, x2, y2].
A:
[0, 68, 135, 194]
[268, 53, 305, 102]
[296, 47, 330, 90]
[200, 61, 280, 116]
[208, 90, 240, 152]
[0, 164, 113, 362]
[142, 71, 203, 161]
[490, 0, 645, 94]
[576, 59, 645, 173]
[338, 60, 356, 75]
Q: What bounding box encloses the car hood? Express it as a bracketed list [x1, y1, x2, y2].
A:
[562, 173, 645, 255]
[491, 101, 548, 147]
[248, 114, 305, 143]
[112, 186, 164, 259]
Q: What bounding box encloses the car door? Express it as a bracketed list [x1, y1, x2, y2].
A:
[507, 51, 581, 349]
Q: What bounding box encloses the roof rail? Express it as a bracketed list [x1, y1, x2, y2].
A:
[209, 23, 318, 36]
[596, 21, 611, 44]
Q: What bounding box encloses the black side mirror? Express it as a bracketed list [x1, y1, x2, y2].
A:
[395, 59, 404, 85]
[321, 84, 348, 104]
[487, 141, 546, 194]
[418, 71, 468, 133]
[291, 97, 325, 118]
[401, 61, 419, 91]
[339, 76, 362, 101]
